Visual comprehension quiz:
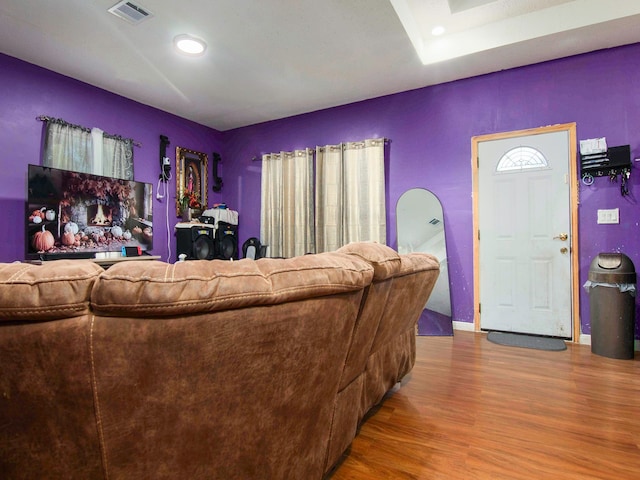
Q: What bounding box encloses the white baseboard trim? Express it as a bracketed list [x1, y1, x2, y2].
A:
[452, 321, 476, 332]
[579, 334, 591, 346]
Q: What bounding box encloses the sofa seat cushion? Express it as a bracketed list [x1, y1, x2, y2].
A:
[91, 253, 373, 317]
[0, 260, 103, 322]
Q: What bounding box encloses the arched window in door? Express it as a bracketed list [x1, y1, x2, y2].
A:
[496, 146, 548, 172]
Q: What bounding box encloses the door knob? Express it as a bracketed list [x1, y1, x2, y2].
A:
[554, 233, 568, 241]
[560, 247, 568, 254]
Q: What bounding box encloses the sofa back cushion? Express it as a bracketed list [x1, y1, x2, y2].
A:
[91, 252, 373, 317]
[88, 253, 374, 479]
[0, 260, 103, 322]
[370, 253, 440, 353]
[0, 260, 104, 479]
[337, 241, 401, 281]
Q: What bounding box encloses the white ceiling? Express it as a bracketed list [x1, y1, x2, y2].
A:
[1, 0, 639, 131]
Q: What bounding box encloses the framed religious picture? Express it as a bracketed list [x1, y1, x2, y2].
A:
[176, 147, 208, 216]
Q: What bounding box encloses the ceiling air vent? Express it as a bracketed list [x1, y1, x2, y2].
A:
[108, 1, 153, 25]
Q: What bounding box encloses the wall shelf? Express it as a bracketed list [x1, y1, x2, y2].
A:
[580, 144, 631, 178]
[580, 144, 631, 195]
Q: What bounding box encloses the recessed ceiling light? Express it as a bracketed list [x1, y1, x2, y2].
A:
[431, 26, 446, 36]
[174, 34, 207, 56]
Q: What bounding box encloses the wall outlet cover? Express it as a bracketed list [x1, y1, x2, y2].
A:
[597, 208, 619, 224]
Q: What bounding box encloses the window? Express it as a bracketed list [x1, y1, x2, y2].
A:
[260, 138, 387, 257]
[496, 146, 548, 172]
[40, 116, 134, 180]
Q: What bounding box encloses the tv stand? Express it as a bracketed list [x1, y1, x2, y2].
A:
[92, 254, 161, 268]
[28, 253, 161, 269]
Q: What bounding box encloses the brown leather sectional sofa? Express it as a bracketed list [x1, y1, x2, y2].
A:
[0, 242, 439, 479]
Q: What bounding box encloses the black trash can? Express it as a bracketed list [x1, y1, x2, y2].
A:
[586, 253, 636, 359]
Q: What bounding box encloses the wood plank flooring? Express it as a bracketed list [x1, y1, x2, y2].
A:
[328, 331, 640, 480]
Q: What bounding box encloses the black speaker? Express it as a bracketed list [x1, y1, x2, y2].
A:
[242, 237, 267, 259]
[176, 225, 215, 260]
[214, 222, 238, 260]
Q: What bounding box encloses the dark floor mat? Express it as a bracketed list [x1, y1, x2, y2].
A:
[487, 331, 567, 351]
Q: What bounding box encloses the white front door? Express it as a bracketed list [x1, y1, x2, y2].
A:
[474, 125, 577, 338]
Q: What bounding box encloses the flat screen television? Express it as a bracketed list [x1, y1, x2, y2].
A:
[26, 164, 153, 261]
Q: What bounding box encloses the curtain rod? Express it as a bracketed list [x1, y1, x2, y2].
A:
[36, 115, 142, 147]
[253, 138, 390, 160]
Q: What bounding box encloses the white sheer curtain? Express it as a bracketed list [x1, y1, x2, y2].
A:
[42, 118, 134, 180]
[43, 121, 93, 174]
[342, 139, 386, 245]
[261, 153, 283, 256]
[102, 133, 134, 179]
[315, 144, 343, 252]
[260, 149, 314, 258]
[315, 138, 386, 252]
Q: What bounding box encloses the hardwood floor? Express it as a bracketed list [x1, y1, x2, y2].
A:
[329, 331, 640, 480]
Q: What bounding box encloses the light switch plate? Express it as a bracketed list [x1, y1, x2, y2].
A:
[597, 208, 619, 224]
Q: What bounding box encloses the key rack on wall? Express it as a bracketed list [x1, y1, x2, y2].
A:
[580, 144, 631, 194]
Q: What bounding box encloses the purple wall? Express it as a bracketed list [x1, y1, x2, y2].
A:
[2, 43, 640, 337]
[0, 53, 224, 263]
[223, 43, 640, 336]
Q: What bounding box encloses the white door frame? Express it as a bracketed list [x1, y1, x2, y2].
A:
[471, 123, 580, 341]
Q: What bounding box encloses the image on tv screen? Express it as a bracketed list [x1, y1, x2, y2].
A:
[26, 164, 153, 260]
